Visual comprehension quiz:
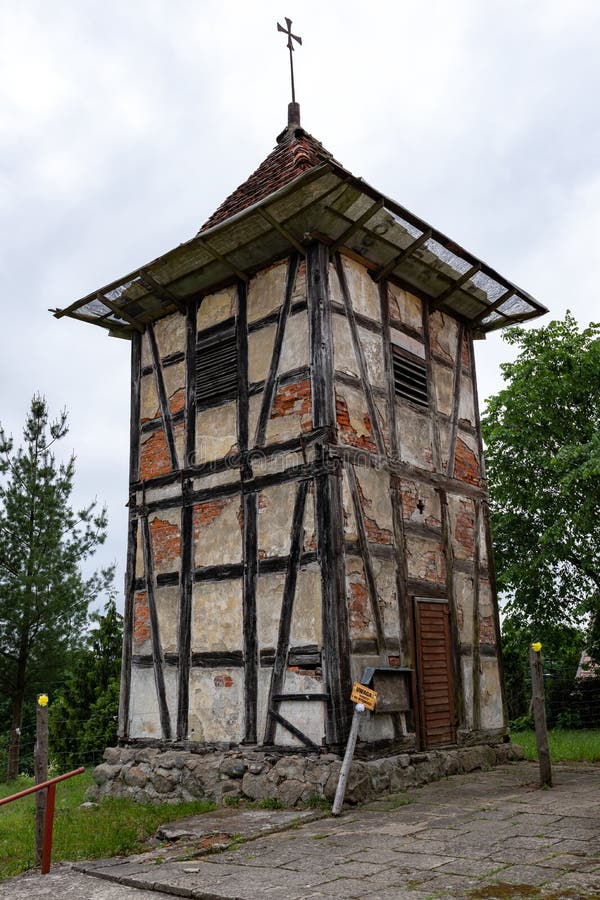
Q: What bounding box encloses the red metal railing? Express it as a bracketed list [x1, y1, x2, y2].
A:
[0, 767, 85, 873]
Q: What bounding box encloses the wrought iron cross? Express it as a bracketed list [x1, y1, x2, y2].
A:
[277, 17, 302, 104]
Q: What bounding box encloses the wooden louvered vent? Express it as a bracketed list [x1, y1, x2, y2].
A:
[392, 347, 428, 408]
[415, 599, 456, 747]
[196, 327, 238, 409]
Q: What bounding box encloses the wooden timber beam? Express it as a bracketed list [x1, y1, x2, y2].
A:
[254, 254, 300, 447]
[50, 307, 121, 331]
[263, 478, 309, 745]
[345, 462, 386, 654]
[470, 287, 515, 325]
[373, 229, 433, 283]
[199, 238, 249, 282]
[268, 709, 320, 751]
[330, 198, 385, 252]
[432, 263, 481, 309]
[147, 323, 179, 472]
[446, 322, 466, 479]
[138, 270, 187, 315]
[98, 293, 145, 333]
[259, 209, 306, 255]
[334, 252, 386, 457]
[141, 515, 172, 740]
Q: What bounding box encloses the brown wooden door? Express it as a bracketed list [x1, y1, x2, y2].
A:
[415, 599, 456, 747]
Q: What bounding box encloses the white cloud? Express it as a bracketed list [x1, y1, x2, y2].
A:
[2, 0, 599, 603]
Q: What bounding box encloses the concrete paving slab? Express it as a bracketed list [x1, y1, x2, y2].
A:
[156, 806, 322, 843]
[5, 762, 600, 898]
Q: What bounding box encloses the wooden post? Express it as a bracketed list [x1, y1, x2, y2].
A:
[34, 694, 49, 864]
[529, 645, 552, 788]
[332, 704, 364, 816]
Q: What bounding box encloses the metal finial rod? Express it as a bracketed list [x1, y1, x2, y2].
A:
[277, 17, 302, 105]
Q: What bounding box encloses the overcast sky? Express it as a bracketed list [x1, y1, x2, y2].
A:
[1, 0, 599, 609]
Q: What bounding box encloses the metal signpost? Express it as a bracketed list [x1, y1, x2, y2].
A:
[332, 682, 378, 815]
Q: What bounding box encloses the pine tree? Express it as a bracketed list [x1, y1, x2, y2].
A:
[49, 597, 122, 770]
[0, 397, 109, 780]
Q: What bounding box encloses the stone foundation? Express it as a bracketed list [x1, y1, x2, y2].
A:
[89, 742, 524, 807]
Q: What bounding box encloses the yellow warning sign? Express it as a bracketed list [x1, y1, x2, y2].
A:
[350, 682, 377, 711]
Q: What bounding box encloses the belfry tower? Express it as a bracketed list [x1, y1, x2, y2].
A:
[54, 28, 546, 802]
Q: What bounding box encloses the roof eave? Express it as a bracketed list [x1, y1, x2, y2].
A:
[53, 162, 547, 337]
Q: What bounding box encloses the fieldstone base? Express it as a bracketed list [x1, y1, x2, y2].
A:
[88, 741, 524, 807]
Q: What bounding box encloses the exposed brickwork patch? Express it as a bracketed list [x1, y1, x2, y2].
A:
[480, 615, 496, 645]
[214, 675, 234, 688]
[287, 666, 322, 678]
[194, 496, 236, 537]
[133, 591, 151, 646]
[348, 578, 371, 633]
[454, 438, 481, 486]
[140, 428, 172, 480]
[461, 333, 471, 370]
[336, 394, 378, 453]
[169, 388, 186, 416]
[455, 499, 475, 554]
[150, 516, 181, 571]
[388, 290, 402, 320]
[270, 378, 312, 431]
[410, 546, 446, 584]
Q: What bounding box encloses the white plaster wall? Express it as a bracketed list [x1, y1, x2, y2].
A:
[195, 400, 237, 463]
[258, 482, 296, 558]
[191, 580, 243, 653]
[128, 665, 176, 740]
[188, 668, 244, 743]
[154, 313, 186, 359]
[276, 670, 325, 747]
[480, 658, 504, 730]
[278, 310, 309, 374]
[248, 324, 277, 384]
[388, 285, 423, 333]
[330, 255, 381, 322]
[397, 404, 434, 470]
[247, 262, 286, 324]
[197, 285, 237, 331]
[193, 496, 242, 568]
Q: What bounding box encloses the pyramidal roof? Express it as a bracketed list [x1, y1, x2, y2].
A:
[54, 114, 547, 338]
[199, 124, 341, 232]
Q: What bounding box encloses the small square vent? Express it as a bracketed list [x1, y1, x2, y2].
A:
[392, 347, 428, 408]
[196, 327, 238, 409]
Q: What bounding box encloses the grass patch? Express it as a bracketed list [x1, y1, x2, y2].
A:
[511, 728, 600, 762]
[0, 770, 216, 881]
[246, 797, 285, 810]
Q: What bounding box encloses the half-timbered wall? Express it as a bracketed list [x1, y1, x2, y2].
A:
[119, 243, 506, 755]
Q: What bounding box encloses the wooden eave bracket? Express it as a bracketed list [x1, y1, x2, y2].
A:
[198, 238, 249, 282]
[259, 209, 306, 255]
[330, 198, 385, 253]
[432, 263, 482, 310]
[373, 229, 433, 283]
[470, 287, 515, 325]
[138, 269, 187, 315]
[97, 293, 145, 333]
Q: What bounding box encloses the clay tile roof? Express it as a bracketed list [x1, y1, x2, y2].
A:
[199, 126, 340, 232]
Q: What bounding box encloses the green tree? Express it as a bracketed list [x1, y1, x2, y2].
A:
[0, 397, 109, 780]
[50, 596, 122, 770]
[482, 313, 600, 638]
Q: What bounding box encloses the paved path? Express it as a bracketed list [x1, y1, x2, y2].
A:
[3, 762, 600, 899]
